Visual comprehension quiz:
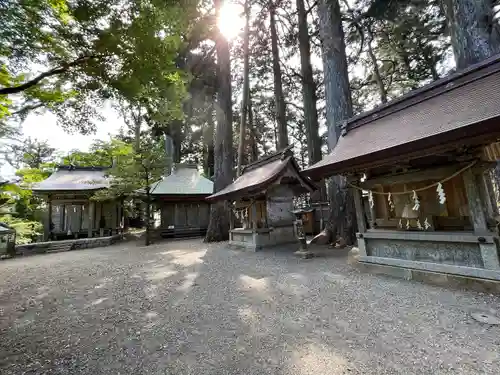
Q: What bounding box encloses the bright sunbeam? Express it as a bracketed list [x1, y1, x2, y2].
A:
[218, 2, 244, 40]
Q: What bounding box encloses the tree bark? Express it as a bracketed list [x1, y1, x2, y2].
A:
[441, 0, 500, 69]
[205, 0, 234, 242]
[367, 26, 388, 104]
[203, 102, 215, 178]
[318, 0, 357, 244]
[270, 3, 289, 150]
[297, 0, 322, 165]
[248, 95, 258, 163]
[237, 0, 251, 177]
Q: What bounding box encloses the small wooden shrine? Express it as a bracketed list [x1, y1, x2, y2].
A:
[207, 147, 317, 251]
[304, 55, 500, 281]
[149, 164, 213, 237]
[33, 166, 122, 240]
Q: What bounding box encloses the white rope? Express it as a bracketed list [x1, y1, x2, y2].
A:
[348, 161, 477, 195]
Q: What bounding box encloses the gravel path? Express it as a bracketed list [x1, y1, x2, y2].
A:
[0, 239, 499, 374]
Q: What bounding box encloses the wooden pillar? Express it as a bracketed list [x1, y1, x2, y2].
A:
[352, 187, 367, 233]
[46, 195, 52, 241]
[352, 187, 367, 256]
[251, 201, 257, 230]
[229, 202, 234, 230]
[463, 168, 500, 269]
[88, 200, 94, 238]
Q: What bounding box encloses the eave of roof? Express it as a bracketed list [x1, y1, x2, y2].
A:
[207, 151, 316, 202]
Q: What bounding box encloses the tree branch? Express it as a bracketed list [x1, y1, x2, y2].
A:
[0, 55, 98, 95]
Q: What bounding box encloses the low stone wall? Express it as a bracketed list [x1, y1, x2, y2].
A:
[14, 235, 122, 257]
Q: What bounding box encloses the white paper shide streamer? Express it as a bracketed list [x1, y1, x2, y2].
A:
[436, 182, 446, 204]
[412, 190, 420, 211]
[368, 191, 374, 209]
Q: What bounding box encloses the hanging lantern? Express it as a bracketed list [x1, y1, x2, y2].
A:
[437, 183, 446, 204]
[412, 190, 420, 211]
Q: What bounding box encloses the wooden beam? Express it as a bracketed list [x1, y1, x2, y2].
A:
[463, 168, 500, 270]
[251, 201, 257, 230]
[88, 201, 94, 238]
[46, 195, 52, 241]
[361, 164, 462, 189]
[463, 168, 488, 233]
[352, 187, 367, 233]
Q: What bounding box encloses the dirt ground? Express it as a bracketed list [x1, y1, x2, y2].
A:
[0, 239, 499, 374]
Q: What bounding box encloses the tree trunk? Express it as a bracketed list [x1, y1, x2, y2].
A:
[237, 0, 251, 177]
[205, 0, 234, 242]
[317, 0, 357, 245]
[248, 96, 259, 162]
[270, 3, 288, 150]
[296, 0, 322, 165]
[203, 102, 215, 178]
[367, 26, 388, 104]
[441, 0, 500, 69]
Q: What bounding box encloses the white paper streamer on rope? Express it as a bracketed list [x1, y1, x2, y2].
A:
[368, 191, 374, 208]
[437, 182, 446, 204]
[424, 217, 431, 230]
[388, 193, 395, 211]
[412, 190, 420, 211]
[416, 219, 423, 230]
[406, 220, 410, 230]
[398, 219, 403, 229]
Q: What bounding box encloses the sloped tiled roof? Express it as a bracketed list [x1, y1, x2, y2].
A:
[149, 164, 213, 196]
[32, 166, 109, 192]
[304, 54, 500, 178]
[207, 147, 316, 201]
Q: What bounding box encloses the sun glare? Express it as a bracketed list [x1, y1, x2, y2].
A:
[218, 2, 243, 40]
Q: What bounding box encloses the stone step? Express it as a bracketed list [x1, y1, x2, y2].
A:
[47, 243, 73, 253]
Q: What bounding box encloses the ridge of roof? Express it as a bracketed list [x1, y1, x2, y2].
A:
[56, 165, 109, 171]
[173, 163, 199, 170]
[346, 53, 500, 132]
[242, 145, 294, 173]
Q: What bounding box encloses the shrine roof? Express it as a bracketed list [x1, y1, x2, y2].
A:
[32, 166, 109, 192]
[304, 54, 500, 179]
[207, 147, 316, 201]
[149, 164, 213, 196]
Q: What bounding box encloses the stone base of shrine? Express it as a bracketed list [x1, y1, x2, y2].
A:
[229, 226, 298, 252]
[355, 230, 500, 293]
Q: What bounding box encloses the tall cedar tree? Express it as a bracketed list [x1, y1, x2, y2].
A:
[318, 0, 357, 244]
[270, 1, 289, 150]
[237, 0, 252, 176]
[205, 0, 234, 242]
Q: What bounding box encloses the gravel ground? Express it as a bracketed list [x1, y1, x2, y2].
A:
[1, 239, 500, 375]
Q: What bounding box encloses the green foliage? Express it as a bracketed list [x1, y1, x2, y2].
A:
[0, 215, 43, 244]
[0, 181, 44, 244]
[0, 0, 199, 133]
[94, 136, 165, 200]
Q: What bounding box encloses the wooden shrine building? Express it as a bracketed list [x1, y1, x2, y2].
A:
[149, 164, 213, 238]
[207, 147, 317, 251]
[33, 166, 122, 240]
[304, 55, 500, 282]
